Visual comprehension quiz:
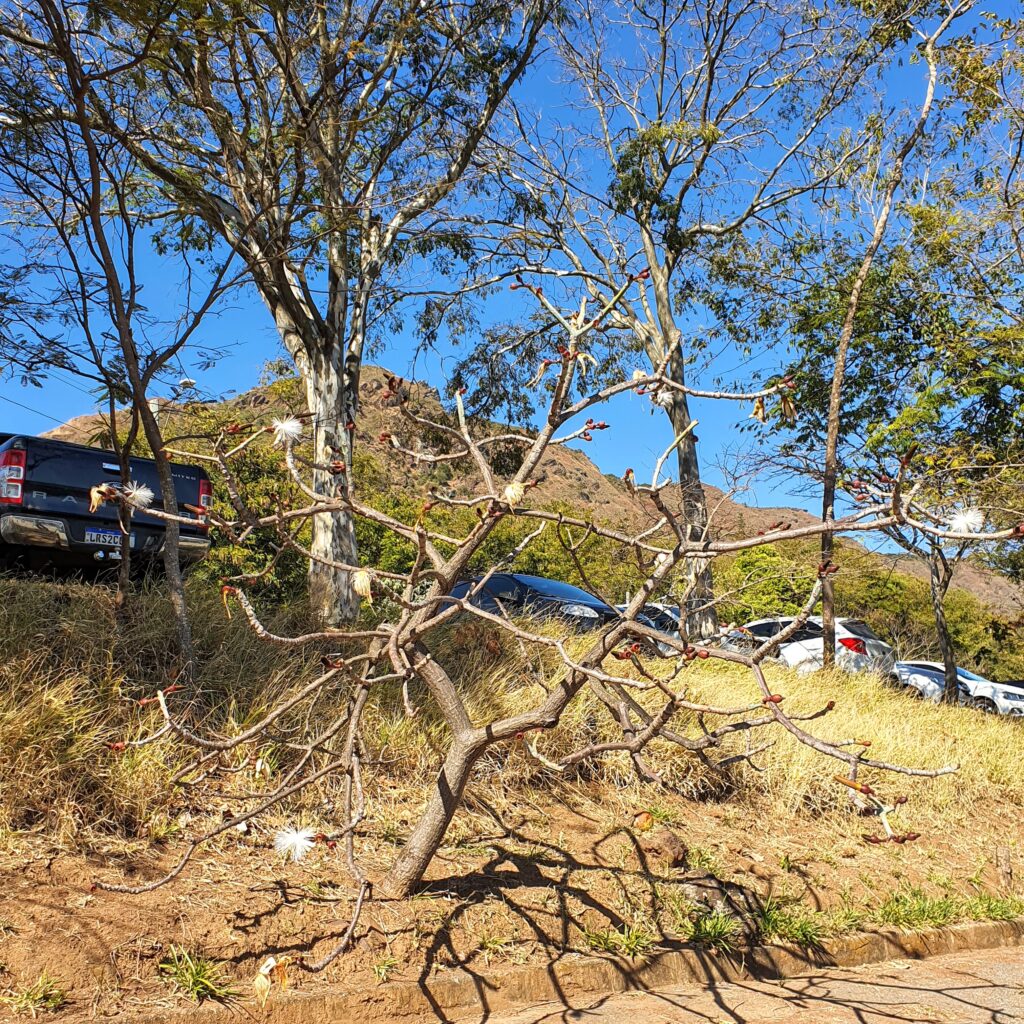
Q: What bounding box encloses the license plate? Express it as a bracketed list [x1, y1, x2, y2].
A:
[84, 529, 133, 548]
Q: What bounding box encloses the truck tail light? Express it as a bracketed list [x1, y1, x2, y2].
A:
[839, 637, 866, 655]
[0, 449, 26, 505]
[197, 478, 213, 533]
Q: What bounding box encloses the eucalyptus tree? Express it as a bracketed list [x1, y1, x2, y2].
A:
[0, 0, 239, 670]
[44, 0, 555, 624]
[448, 0, 950, 637]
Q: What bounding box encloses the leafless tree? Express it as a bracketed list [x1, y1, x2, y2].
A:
[91, 277, 1001, 970]
[449, 0, 949, 639]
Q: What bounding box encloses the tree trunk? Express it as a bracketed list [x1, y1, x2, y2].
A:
[666, 347, 717, 639]
[928, 548, 958, 704]
[382, 736, 483, 898]
[136, 398, 196, 681]
[304, 367, 360, 625]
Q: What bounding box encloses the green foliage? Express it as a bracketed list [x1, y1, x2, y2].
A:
[686, 910, 739, 952]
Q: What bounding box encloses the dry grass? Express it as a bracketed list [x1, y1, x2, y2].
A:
[2, 575, 1022, 853]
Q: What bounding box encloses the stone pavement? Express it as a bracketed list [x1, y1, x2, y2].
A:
[470, 946, 1022, 1023]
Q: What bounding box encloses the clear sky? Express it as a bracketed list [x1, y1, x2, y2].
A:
[2, 1, 983, 526]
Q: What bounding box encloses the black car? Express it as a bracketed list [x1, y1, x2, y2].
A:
[0, 432, 211, 570]
[450, 573, 651, 633]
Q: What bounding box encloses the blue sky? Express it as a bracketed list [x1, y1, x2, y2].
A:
[2, 2, 984, 524]
[0, 265, 808, 515]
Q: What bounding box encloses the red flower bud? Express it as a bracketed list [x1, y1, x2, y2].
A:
[697, 648, 709, 659]
[762, 694, 784, 704]
[826, 701, 836, 710]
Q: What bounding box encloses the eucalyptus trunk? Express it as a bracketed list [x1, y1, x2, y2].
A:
[666, 347, 717, 639]
[304, 364, 360, 625]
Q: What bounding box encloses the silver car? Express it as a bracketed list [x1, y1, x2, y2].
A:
[893, 661, 1024, 717]
[721, 616, 895, 675]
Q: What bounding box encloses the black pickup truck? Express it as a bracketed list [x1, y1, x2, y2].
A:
[0, 432, 211, 570]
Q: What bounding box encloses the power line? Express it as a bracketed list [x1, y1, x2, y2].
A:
[0, 391, 67, 425]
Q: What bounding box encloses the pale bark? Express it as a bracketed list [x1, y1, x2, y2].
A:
[304, 365, 360, 624]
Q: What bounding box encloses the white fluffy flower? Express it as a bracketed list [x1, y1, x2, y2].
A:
[503, 481, 526, 507]
[122, 481, 154, 510]
[273, 826, 316, 862]
[271, 417, 304, 446]
[947, 507, 985, 534]
[352, 569, 373, 603]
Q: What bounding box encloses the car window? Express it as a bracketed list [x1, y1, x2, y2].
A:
[840, 619, 883, 641]
[789, 622, 824, 642]
[745, 621, 780, 638]
[643, 608, 680, 633]
[511, 574, 610, 608]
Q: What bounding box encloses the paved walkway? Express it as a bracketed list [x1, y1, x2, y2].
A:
[472, 947, 1022, 1023]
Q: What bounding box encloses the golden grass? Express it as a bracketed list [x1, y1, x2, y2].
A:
[1, 575, 1021, 849]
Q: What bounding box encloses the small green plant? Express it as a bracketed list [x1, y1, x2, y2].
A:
[478, 934, 512, 964]
[2, 973, 67, 1016]
[372, 954, 400, 984]
[158, 946, 235, 1003]
[686, 846, 721, 876]
[145, 814, 180, 845]
[779, 853, 795, 873]
[583, 923, 657, 960]
[961, 892, 1024, 922]
[872, 888, 958, 929]
[756, 897, 826, 947]
[688, 910, 739, 953]
[645, 803, 679, 827]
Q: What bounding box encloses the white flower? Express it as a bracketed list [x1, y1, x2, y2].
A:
[947, 507, 985, 534]
[503, 481, 526, 507]
[271, 417, 304, 446]
[352, 569, 373, 603]
[273, 826, 316, 862]
[122, 481, 155, 510]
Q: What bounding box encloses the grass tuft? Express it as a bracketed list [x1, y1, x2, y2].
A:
[2, 973, 67, 1016]
[583, 923, 658, 959]
[686, 910, 740, 953]
[158, 946, 235, 1003]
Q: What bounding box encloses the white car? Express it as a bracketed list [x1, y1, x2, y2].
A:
[721, 616, 895, 675]
[893, 661, 1024, 717]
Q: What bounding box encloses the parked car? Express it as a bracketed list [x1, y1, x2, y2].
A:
[450, 573, 656, 634]
[720, 616, 895, 675]
[616, 602, 682, 654]
[893, 661, 1024, 717]
[0, 432, 211, 570]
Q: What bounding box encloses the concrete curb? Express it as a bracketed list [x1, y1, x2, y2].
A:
[136, 917, 1024, 1023]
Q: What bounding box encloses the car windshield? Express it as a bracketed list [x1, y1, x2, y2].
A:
[957, 668, 990, 682]
[512, 575, 608, 607]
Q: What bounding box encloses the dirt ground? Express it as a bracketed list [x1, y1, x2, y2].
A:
[0, 783, 1020, 1021]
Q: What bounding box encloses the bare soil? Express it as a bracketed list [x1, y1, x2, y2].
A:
[1, 784, 1020, 1021]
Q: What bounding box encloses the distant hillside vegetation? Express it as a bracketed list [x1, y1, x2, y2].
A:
[45, 366, 1024, 678]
